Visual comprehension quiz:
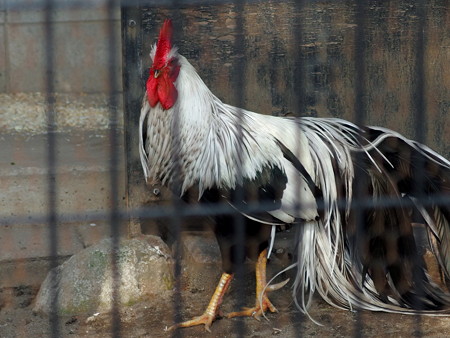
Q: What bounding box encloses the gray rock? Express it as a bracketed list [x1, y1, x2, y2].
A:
[177, 230, 222, 295]
[33, 236, 174, 316]
[180, 230, 221, 265]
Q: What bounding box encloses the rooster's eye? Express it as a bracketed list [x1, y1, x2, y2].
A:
[154, 69, 160, 78]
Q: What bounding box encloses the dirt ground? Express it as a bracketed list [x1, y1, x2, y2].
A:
[2, 270, 450, 338]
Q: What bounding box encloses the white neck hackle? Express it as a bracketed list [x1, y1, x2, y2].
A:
[140, 52, 285, 196]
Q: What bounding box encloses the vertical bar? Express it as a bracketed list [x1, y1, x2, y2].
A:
[413, 0, 426, 146]
[169, 153, 184, 338]
[411, 0, 427, 335]
[353, 1, 367, 128]
[353, 0, 367, 336]
[167, 4, 184, 337]
[293, 0, 306, 116]
[170, 112, 184, 338]
[107, 0, 121, 337]
[232, 0, 246, 336]
[290, 0, 306, 336]
[43, 0, 60, 336]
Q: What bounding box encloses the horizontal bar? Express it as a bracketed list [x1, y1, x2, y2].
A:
[2, 193, 450, 227]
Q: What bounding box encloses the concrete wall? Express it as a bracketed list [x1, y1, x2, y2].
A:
[0, 1, 122, 93]
[0, 1, 125, 288]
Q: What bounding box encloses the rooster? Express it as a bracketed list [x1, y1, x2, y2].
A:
[139, 19, 450, 331]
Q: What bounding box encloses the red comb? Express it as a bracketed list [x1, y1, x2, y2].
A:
[154, 19, 173, 68]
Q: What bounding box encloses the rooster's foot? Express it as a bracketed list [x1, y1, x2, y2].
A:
[167, 312, 221, 332]
[225, 293, 278, 320]
[166, 272, 233, 332]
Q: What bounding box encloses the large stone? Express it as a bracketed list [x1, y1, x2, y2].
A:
[177, 230, 223, 295]
[33, 236, 174, 315]
[180, 230, 221, 266]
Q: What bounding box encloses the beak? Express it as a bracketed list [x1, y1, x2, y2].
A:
[154, 69, 160, 78]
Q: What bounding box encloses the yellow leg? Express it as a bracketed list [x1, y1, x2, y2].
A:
[168, 272, 233, 332]
[226, 248, 289, 320]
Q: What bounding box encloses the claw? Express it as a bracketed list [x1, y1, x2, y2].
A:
[167, 312, 216, 332]
[167, 272, 233, 332]
[166, 248, 288, 332]
[225, 297, 277, 320]
[266, 278, 290, 292]
[225, 249, 286, 322]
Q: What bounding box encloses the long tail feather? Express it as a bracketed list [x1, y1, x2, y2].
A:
[293, 118, 450, 316]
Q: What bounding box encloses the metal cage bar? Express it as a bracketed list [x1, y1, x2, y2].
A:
[1, 0, 449, 337]
[106, 0, 123, 336]
[43, 0, 60, 336]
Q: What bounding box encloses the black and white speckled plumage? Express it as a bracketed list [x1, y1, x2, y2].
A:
[139, 24, 450, 319]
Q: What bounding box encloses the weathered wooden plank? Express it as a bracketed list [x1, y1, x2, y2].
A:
[139, 1, 449, 155]
[123, 0, 449, 235]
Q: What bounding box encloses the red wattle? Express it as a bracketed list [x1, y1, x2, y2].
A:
[146, 71, 178, 110]
[146, 74, 159, 107]
[158, 74, 178, 110]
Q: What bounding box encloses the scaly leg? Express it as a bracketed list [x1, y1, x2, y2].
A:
[226, 248, 289, 320]
[168, 272, 233, 332]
